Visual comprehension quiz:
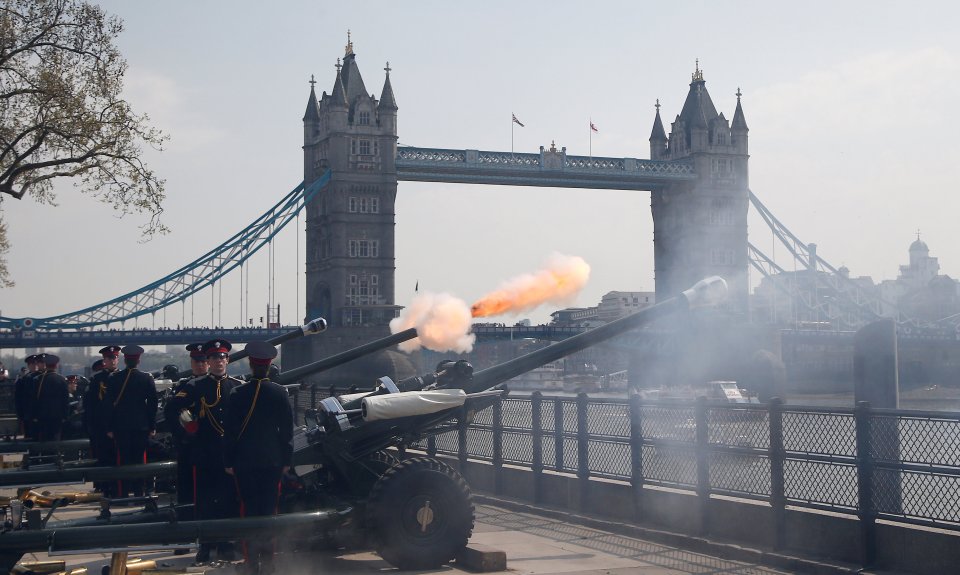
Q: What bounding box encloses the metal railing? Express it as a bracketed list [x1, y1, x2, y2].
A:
[297, 387, 960, 568]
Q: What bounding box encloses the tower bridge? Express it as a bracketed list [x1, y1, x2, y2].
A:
[0, 39, 931, 376]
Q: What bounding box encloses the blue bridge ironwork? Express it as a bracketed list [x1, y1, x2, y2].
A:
[395, 146, 696, 190]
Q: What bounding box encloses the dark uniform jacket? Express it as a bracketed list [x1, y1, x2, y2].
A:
[14, 371, 37, 423]
[167, 373, 240, 466]
[29, 370, 70, 424]
[104, 368, 158, 433]
[82, 370, 115, 436]
[224, 379, 293, 469]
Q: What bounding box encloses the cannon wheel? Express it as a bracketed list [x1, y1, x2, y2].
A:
[365, 456, 475, 569]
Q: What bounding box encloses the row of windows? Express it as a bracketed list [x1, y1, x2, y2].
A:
[711, 249, 735, 265]
[711, 158, 734, 176]
[348, 196, 379, 213]
[349, 274, 379, 285]
[348, 239, 379, 258]
[708, 197, 735, 225]
[350, 139, 379, 156]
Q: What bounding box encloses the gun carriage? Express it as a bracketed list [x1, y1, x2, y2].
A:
[0, 278, 727, 571]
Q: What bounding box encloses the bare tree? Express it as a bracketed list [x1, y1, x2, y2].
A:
[0, 0, 167, 286]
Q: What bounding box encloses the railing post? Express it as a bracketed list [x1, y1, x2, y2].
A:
[855, 400, 877, 569]
[310, 384, 317, 409]
[695, 396, 711, 536]
[427, 433, 437, 458]
[576, 392, 591, 512]
[532, 391, 544, 505]
[457, 409, 469, 471]
[553, 398, 564, 472]
[327, 385, 336, 401]
[492, 394, 504, 495]
[629, 391, 644, 521]
[768, 397, 787, 550]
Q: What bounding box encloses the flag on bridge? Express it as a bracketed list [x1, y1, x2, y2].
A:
[590, 120, 598, 132]
[512, 113, 525, 127]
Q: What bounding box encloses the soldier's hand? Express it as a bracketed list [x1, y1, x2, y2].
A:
[106, 432, 114, 439]
[149, 430, 156, 437]
[225, 467, 234, 476]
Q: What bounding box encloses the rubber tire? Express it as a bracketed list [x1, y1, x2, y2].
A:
[366, 456, 475, 569]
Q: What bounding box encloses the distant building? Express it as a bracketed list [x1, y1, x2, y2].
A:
[551, 290, 655, 327]
[751, 236, 960, 328]
[879, 238, 960, 324]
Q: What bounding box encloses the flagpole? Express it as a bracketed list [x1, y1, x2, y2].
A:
[511, 114, 514, 156]
[589, 118, 592, 164]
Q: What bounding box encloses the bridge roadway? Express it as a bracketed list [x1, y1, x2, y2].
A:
[1, 484, 856, 575]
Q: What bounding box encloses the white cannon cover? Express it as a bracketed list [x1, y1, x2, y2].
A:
[361, 389, 467, 421]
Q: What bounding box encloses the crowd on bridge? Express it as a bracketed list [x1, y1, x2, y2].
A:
[10, 338, 294, 575]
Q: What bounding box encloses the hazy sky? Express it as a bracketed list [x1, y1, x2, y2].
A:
[4, 1, 960, 328]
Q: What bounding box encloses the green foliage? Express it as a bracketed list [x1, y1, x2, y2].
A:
[0, 0, 168, 286]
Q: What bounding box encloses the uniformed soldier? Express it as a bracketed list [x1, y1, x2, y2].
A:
[104, 345, 158, 498]
[83, 347, 120, 494]
[224, 341, 292, 575]
[28, 354, 70, 441]
[162, 343, 207, 507]
[166, 339, 240, 564]
[14, 354, 41, 438]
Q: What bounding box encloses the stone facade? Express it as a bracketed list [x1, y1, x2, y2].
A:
[649, 66, 750, 316]
[285, 38, 407, 383]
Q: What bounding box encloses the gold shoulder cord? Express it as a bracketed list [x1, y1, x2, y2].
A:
[238, 379, 267, 438]
[200, 379, 225, 436]
[113, 370, 134, 407]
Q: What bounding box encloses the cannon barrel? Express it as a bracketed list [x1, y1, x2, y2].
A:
[466, 276, 728, 394]
[0, 509, 348, 557]
[0, 461, 176, 488]
[173, 316, 328, 379]
[274, 327, 418, 386]
[0, 438, 89, 454]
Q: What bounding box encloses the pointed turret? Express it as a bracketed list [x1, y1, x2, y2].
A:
[378, 61, 398, 136]
[378, 62, 397, 111]
[303, 76, 320, 122]
[303, 75, 321, 146]
[649, 99, 667, 160]
[330, 60, 348, 108]
[732, 88, 748, 131]
[340, 33, 368, 112]
[675, 61, 719, 152]
[731, 87, 749, 154]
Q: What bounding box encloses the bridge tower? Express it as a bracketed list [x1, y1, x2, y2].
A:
[650, 65, 750, 315]
[287, 36, 407, 380]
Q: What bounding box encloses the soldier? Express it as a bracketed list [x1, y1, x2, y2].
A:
[167, 339, 240, 564]
[14, 354, 41, 438]
[162, 343, 207, 508]
[83, 348, 120, 494]
[104, 345, 158, 498]
[28, 354, 70, 441]
[224, 341, 292, 575]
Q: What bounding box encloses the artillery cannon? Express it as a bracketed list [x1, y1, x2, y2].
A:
[0, 277, 727, 571]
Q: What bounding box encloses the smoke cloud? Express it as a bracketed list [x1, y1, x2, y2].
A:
[471, 253, 591, 317]
[390, 292, 476, 353]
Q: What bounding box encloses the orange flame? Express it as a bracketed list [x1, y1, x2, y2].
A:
[471, 254, 591, 318]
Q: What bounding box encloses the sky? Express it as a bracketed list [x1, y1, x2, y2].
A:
[4, 0, 960, 329]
